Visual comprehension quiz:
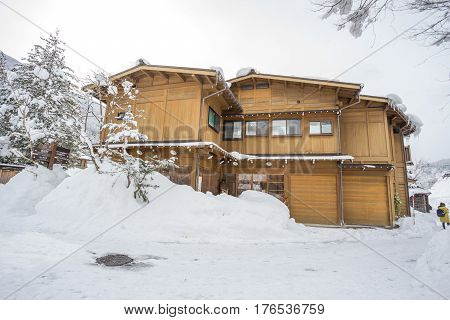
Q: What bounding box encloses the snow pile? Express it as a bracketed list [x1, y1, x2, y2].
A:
[31, 167, 300, 243]
[397, 211, 440, 236]
[429, 176, 450, 209]
[236, 67, 258, 78]
[414, 231, 450, 296]
[386, 93, 423, 135]
[0, 166, 67, 217]
[210, 66, 224, 79]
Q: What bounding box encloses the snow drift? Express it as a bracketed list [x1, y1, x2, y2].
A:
[0, 165, 67, 217]
[29, 167, 299, 243]
[415, 231, 450, 296]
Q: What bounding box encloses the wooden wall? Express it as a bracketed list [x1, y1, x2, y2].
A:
[231, 80, 339, 113]
[392, 131, 410, 216]
[340, 103, 392, 162]
[221, 113, 338, 155]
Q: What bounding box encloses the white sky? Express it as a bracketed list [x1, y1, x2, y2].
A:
[1, 0, 449, 161]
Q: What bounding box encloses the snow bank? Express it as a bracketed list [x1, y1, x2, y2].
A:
[397, 211, 440, 235]
[414, 231, 450, 297]
[0, 165, 67, 217]
[32, 168, 300, 243]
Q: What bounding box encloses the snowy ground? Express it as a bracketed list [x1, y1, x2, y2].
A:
[0, 166, 449, 300]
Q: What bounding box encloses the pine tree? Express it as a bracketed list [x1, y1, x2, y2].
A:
[0, 32, 82, 165]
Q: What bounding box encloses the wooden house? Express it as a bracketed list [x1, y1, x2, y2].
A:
[91, 63, 417, 228]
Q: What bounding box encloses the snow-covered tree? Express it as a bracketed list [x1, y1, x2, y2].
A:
[0, 32, 82, 165]
[315, 0, 450, 48]
[92, 73, 176, 201]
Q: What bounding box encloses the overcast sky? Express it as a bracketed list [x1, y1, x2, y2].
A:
[1, 0, 449, 161]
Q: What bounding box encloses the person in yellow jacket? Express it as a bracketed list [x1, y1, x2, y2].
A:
[437, 202, 449, 229]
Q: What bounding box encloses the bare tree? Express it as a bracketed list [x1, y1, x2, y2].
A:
[314, 0, 450, 48]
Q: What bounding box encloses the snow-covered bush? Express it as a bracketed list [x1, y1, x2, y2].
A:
[94, 73, 175, 201]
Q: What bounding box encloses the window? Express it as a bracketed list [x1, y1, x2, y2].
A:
[115, 112, 125, 120]
[240, 84, 254, 90]
[256, 82, 269, 89]
[309, 120, 333, 135]
[405, 145, 412, 164]
[208, 107, 220, 132]
[223, 121, 242, 140]
[246, 120, 268, 136]
[272, 119, 301, 136]
[237, 174, 285, 200]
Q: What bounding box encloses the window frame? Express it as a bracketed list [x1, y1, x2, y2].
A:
[223, 120, 244, 141]
[271, 119, 302, 137]
[207, 107, 220, 133]
[245, 120, 269, 137]
[115, 112, 125, 120]
[309, 120, 334, 136]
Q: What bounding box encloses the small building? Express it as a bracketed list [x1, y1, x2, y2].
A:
[409, 187, 431, 213]
[0, 163, 25, 184]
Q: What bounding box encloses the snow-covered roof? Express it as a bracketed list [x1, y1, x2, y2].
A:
[409, 187, 431, 196]
[103, 141, 238, 159]
[227, 72, 362, 90]
[360, 95, 421, 136]
[230, 152, 354, 162]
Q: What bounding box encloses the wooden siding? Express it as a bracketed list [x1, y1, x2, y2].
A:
[392, 132, 410, 216]
[343, 174, 390, 226]
[341, 105, 391, 162]
[289, 174, 339, 225]
[232, 80, 339, 114]
[221, 113, 338, 155]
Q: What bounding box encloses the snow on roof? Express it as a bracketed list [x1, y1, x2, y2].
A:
[409, 187, 431, 196]
[104, 141, 237, 159]
[236, 67, 259, 78]
[230, 152, 354, 162]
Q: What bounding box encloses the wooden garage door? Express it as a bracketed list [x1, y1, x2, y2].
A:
[343, 175, 390, 226]
[289, 175, 338, 225]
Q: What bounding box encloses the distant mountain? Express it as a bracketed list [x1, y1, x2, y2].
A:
[409, 158, 450, 190]
[1, 51, 19, 70]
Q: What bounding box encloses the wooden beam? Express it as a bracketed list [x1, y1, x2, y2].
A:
[192, 74, 202, 84]
[157, 71, 169, 81]
[204, 75, 214, 86]
[142, 70, 154, 80]
[174, 73, 185, 82]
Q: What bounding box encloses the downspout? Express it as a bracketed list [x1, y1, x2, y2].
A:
[195, 86, 227, 191]
[337, 93, 361, 226]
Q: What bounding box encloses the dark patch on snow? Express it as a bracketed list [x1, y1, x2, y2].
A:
[96, 254, 134, 267]
[304, 268, 318, 272]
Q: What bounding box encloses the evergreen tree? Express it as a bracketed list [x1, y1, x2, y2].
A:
[0, 32, 82, 165]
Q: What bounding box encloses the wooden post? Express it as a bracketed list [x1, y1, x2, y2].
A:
[48, 143, 57, 169]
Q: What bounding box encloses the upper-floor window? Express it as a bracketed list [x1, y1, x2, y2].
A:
[272, 119, 301, 136]
[309, 120, 333, 135]
[223, 121, 243, 140]
[240, 84, 254, 90]
[208, 107, 220, 133]
[405, 145, 412, 163]
[246, 120, 269, 136]
[255, 82, 269, 89]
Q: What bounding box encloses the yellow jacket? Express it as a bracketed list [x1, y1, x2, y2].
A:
[438, 205, 449, 223]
